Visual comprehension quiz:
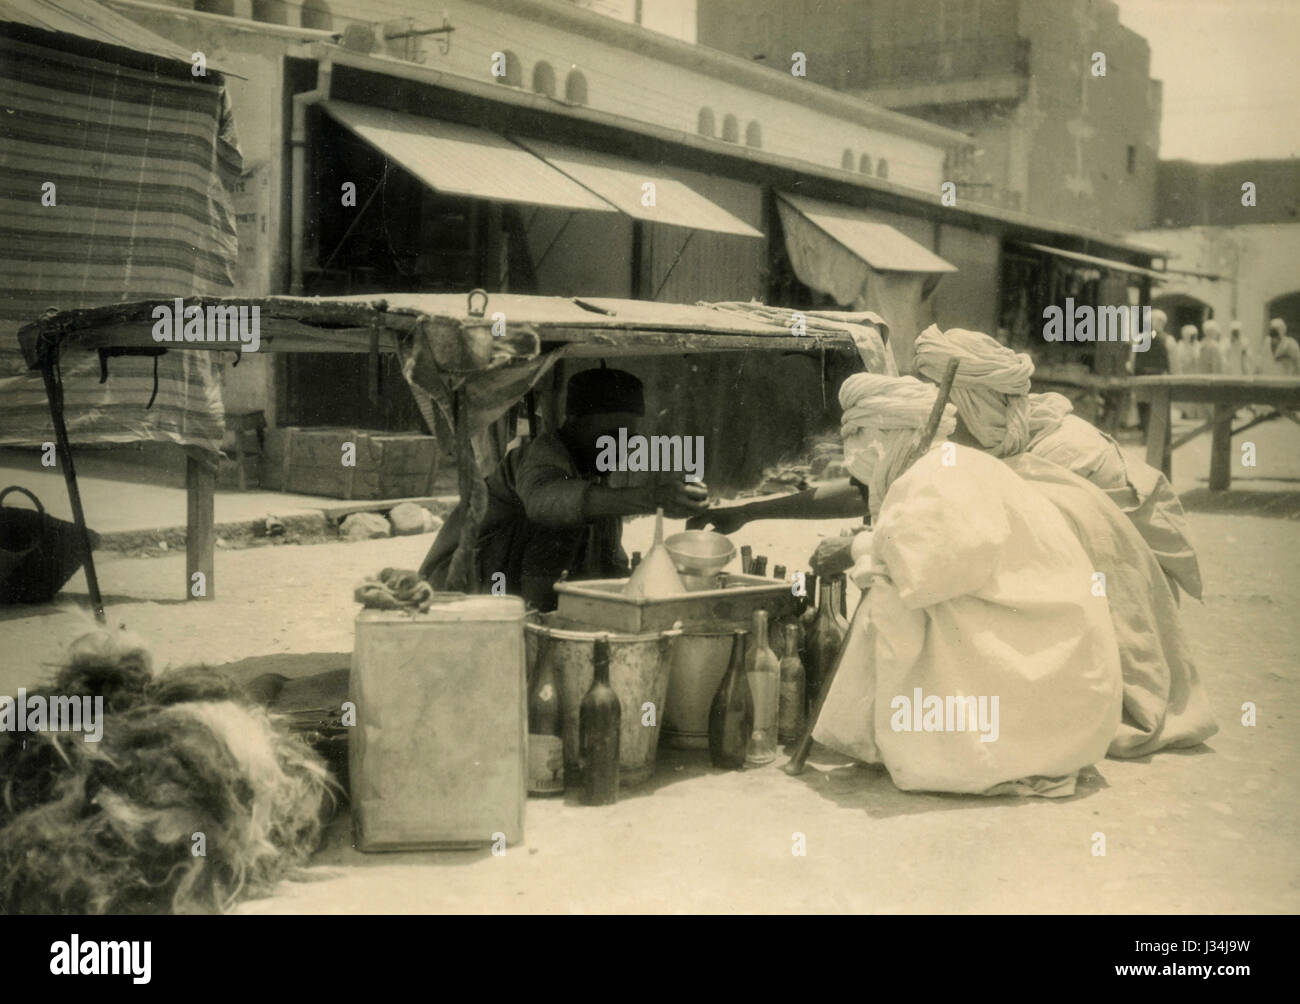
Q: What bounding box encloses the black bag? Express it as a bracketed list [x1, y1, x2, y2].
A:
[0, 485, 100, 604]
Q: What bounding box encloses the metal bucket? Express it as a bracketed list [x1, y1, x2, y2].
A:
[662, 629, 737, 749]
[525, 615, 679, 788]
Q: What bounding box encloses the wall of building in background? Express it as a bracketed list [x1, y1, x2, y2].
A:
[1156, 160, 1300, 228]
[697, 0, 1161, 234]
[1135, 224, 1300, 373]
[932, 224, 1000, 334]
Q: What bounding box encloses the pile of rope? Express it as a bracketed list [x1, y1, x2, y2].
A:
[0, 630, 334, 915]
[353, 567, 437, 612]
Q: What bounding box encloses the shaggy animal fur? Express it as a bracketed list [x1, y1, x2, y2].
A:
[0, 631, 334, 914]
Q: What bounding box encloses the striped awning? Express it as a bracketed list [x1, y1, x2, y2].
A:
[321, 101, 617, 213]
[514, 137, 763, 238]
[0, 31, 239, 451]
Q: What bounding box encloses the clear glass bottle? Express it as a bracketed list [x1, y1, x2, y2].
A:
[777, 623, 807, 745]
[744, 610, 780, 766]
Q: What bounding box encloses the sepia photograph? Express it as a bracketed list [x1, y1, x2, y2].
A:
[0, 0, 1295, 970]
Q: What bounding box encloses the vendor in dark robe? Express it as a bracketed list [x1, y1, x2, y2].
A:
[419, 366, 708, 610]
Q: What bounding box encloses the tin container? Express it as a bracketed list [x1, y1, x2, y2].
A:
[525, 615, 679, 787]
[351, 597, 526, 851]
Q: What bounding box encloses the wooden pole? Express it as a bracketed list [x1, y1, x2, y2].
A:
[186, 448, 217, 600]
[39, 356, 106, 624]
[1208, 402, 1234, 491]
[1145, 387, 1172, 479]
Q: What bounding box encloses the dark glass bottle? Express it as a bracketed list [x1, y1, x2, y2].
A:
[805, 574, 846, 712]
[579, 635, 621, 805]
[527, 636, 564, 796]
[630, 551, 642, 570]
[751, 555, 768, 576]
[798, 572, 819, 664]
[772, 564, 787, 580]
[778, 623, 807, 745]
[708, 630, 754, 770]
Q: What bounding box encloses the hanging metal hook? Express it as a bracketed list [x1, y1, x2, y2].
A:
[466, 288, 489, 318]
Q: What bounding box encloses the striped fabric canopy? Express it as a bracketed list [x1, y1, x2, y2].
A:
[0, 26, 241, 452]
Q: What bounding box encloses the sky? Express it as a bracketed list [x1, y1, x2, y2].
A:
[1113, 0, 1300, 162]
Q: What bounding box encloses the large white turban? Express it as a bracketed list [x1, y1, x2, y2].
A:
[912, 325, 1034, 458]
[839, 373, 957, 519]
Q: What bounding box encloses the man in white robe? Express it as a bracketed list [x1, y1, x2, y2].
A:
[910, 327, 1218, 757]
[813, 374, 1124, 797]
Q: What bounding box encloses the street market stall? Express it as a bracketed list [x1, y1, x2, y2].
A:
[16, 292, 894, 618]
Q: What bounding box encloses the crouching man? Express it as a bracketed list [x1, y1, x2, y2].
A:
[419, 366, 707, 611]
[813, 374, 1123, 796]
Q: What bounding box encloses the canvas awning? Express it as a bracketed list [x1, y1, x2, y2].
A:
[776, 192, 955, 371]
[514, 137, 763, 238]
[1014, 241, 1164, 281]
[320, 100, 616, 213]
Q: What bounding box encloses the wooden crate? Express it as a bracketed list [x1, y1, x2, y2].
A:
[261, 426, 438, 500]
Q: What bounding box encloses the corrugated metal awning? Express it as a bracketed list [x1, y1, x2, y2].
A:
[514, 137, 763, 238]
[321, 101, 617, 213]
[777, 192, 956, 273]
[1015, 242, 1165, 281]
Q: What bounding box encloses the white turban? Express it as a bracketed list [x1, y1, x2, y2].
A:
[839, 373, 957, 519]
[1203, 319, 1222, 341]
[1270, 318, 1286, 336]
[1180, 324, 1198, 339]
[912, 325, 1034, 458]
[1026, 391, 1073, 446]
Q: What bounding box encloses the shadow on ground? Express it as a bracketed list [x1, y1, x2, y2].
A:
[1179, 487, 1300, 519]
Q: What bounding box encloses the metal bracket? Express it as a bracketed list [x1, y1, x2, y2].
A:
[384, 13, 454, 61]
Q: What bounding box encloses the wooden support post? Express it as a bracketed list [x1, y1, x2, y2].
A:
[186, 450, 216, 600]
[1145, 387, 1172, 479]
[1209, 401, 1234, 491]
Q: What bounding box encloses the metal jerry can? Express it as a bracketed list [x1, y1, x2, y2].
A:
[351, 596, 527, 851]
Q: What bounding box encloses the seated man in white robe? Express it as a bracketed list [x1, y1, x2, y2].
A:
[912, 324, 1202, 600]
[909, 327, 1217, 757]
[812, 374, 1124, 797]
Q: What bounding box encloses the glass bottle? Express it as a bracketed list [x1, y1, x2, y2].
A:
[744, 610, 780, 766]
[527, 635, 564, 796]
[579, 635, 621, 805]
[708, 629, 753, 770]
[798, 572, 819, 665]
[805, 574, 846, 713]
[778, 623, 807, 745]
[751, 555, 768, 576]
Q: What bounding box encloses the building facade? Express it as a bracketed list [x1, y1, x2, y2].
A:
[1135, 158, 1300, 372]
[698, 0, 1163, 234]
[100, 0, 1160, 485]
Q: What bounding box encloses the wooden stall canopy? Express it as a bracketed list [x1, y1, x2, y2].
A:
[17, 292, 891, 616]
[18, 292, 878, 368]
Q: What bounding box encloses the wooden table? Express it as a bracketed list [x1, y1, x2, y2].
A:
[1132, 375, 1300, 489]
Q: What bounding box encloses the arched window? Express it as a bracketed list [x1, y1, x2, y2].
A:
[565, 69, 588, 104]
[744, 121, 762, 148]
[251, 0, 289, 24]
[495, 50, 523, 87]
[721, 114, 739, 143]
[876, 158, 889, 179]
[532, 61, 556, 97]
[697, 107, 715, 137]
[195, 0, 235, 14]
[841, 149, 854, 170]
[859, 153, 872, 174]
[301, 0, 332, 30]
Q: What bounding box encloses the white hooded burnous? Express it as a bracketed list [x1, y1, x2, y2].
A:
[814, 374, 1124, 796]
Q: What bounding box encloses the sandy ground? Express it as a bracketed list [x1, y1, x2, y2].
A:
[0, 418, 1297, 913]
